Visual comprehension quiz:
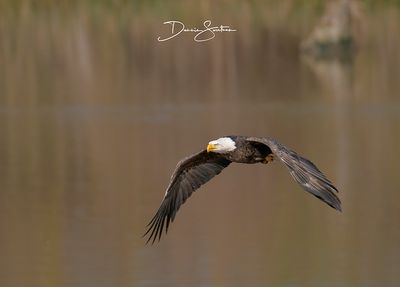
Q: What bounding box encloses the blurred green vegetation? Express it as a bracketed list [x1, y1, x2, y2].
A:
[0, 0, 398, 33]
[0, 0, 400, 107]
[0, 0, 399, 14]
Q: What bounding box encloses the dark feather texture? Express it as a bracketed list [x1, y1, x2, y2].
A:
[247, 137, 341, 211]
[144, 150, 231, 244]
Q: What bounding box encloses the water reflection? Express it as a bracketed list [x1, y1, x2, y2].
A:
[0, 2, 400, 287]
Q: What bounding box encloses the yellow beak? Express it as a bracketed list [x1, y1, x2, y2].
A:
[207, 143, 216, 153]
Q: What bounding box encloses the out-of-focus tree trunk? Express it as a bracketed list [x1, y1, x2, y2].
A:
[301, 0, 363, 59]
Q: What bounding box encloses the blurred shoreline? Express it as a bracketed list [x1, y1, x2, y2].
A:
[1, 1, 400, 107]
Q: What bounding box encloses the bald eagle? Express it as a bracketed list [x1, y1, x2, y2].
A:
[145, 136, 341, 243]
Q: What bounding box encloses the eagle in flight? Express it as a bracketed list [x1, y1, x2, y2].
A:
[145, 136, 341, 244]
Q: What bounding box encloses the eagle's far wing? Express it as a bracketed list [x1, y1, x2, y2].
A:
[144, 150, 231, 244]
[246, 137, 341, 211]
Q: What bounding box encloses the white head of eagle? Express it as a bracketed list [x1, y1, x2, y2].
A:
[207, 137, 237, 154]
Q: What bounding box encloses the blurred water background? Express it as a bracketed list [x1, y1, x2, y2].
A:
[0, 1, 400, 286]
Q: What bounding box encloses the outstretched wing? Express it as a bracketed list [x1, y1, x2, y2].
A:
[246, 137, 341, 211]
[144, 150, 231, 244]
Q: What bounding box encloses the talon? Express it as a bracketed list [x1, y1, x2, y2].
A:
[263, 154, 274, 164]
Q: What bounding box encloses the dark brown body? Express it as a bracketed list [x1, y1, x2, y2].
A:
[221, 136, 272, 163]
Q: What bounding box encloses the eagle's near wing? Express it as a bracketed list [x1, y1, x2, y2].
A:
[144, 150, 231, 244]
[246, 137, 341, 211]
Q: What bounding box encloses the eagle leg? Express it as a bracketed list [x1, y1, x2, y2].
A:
[262, 154, 274, 164]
